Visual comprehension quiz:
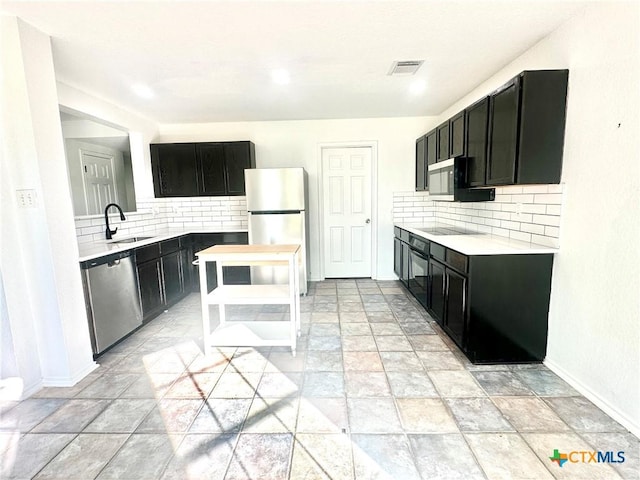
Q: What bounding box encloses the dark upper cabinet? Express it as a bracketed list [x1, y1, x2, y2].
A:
[151, 141, 255, 197]
[224, 142, 256, 195]
[151, 143, 199, 197]
[426, 129, 437, 166]
[487, 77, 520, 185]
[466, 96, 490, 187]
[449, 111, 465, 158]
[197, 143, 226, 195]
[415, 136, 427, 191]
[487, 70, 568, 186]
[436, 122, 450, 161]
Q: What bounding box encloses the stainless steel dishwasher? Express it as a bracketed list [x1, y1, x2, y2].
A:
[81, 250, 142, 355]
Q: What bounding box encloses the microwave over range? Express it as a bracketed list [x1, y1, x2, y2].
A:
[428, 157, 495, 202]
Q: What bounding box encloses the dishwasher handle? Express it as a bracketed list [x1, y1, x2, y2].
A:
[80, 250, 134, 269]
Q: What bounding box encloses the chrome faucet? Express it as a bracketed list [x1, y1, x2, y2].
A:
[104, 203, 126, 239]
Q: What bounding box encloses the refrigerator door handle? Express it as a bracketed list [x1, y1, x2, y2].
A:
[249, 210, 302, 215]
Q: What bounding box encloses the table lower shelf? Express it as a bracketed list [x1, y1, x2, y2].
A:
[205, 321, 298, 349]
[205, 284, 293, 305]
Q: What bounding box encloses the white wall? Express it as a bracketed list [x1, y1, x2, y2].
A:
[425, 2, 640, 435]
[57, 82, 158, 201]
[156, 117, 434, 280]
[0, 17, 97, 395]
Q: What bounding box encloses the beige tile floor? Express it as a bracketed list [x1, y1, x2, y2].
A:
[1, 279, 638, 479]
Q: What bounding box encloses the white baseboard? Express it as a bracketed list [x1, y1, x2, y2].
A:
[544, 358, 640, 438]
[42, 360, 99, 388]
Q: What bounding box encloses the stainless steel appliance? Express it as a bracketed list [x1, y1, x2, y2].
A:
[245, 167, 308, 294]
[428, 157, 495, 202]
[80, 250, 142, 355]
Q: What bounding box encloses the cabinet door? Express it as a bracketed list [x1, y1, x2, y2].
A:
[429, 259, 445, 326]
[197, 143, 226, 195]
[436, 122, 450, 161]
[426, 129, 437, 167]
[415, 136, 427, 191]
[401, 242, 410, 286]
[224, 142, 254, 195]
[466, 97, 490, 187]
[162, 251, 183, 306]
[487, 78, 520, 185]
[449, 111, 465, 158]
[394, 237, 402, 278]
[444, 268, 467, 347]
[151, 144, 198, 197]
[137, 260, 163, 320]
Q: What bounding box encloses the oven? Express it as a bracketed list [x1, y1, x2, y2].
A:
[407, 234, 430, 309]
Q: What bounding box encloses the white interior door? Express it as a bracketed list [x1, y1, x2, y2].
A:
[81, 150, 117, 215]
[322, 147, 372, 278]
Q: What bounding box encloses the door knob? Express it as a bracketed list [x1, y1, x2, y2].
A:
[365, 218, 371, 224]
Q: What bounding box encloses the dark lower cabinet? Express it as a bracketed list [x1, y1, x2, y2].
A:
[191, 232, 250, 292]
[137, 258, 164, 321]
[443, 268, 466, 347]
[429, 259, 445, 326]
[162, 251, 183, 305]
[394, 227, 554, 363]
[136, 239, 189, 322]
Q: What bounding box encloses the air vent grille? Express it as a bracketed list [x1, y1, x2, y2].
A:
[388, 60, 424, 76]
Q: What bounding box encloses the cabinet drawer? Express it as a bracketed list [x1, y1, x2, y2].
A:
[136, 243, 160, 264]
[179, 235, 192, 249]
[400, 229, 410, 243]
[394, 226, 401, 239]
[430, 243, 445, 262]
[221, 232, 249, 244]
[160, 238, 180, 255]
[446, 249, 468, 273]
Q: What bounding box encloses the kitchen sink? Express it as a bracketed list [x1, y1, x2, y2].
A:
[109, 236, 154, 244]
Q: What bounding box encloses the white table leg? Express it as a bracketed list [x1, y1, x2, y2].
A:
[199, 258, 210, 356]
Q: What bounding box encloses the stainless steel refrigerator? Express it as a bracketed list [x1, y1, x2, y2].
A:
[245, 168, 308, 294]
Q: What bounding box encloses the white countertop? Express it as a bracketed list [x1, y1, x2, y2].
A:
[78, 227, 248, 262]
[396, 223, 558, 255]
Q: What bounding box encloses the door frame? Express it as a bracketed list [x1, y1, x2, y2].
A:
[318, 141, 378, 280]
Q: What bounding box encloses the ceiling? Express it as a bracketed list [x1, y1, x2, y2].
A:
[1, 1, 589, 124]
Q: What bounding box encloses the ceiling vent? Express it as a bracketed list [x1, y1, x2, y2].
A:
[388, 60, 424, 76]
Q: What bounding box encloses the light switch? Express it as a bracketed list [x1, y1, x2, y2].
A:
[16, 189, 38, 208]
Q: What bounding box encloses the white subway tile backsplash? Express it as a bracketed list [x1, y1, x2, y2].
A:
[532, 214, 561, 227]
[521, 185, 549, 194]
[521, 223, 546, 235]
[534, 193, 563, 204]
[75, 196, 248, 244]
[546, 204, 562, 216]
[393, 185, 563, 248]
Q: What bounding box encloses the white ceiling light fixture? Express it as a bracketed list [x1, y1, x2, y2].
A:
[132, 84, 155, 99]
[271, 69, 290, 85]
[388, 60, 424, 76]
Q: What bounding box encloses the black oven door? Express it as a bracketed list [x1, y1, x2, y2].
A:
[408, 249, 429, 309]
